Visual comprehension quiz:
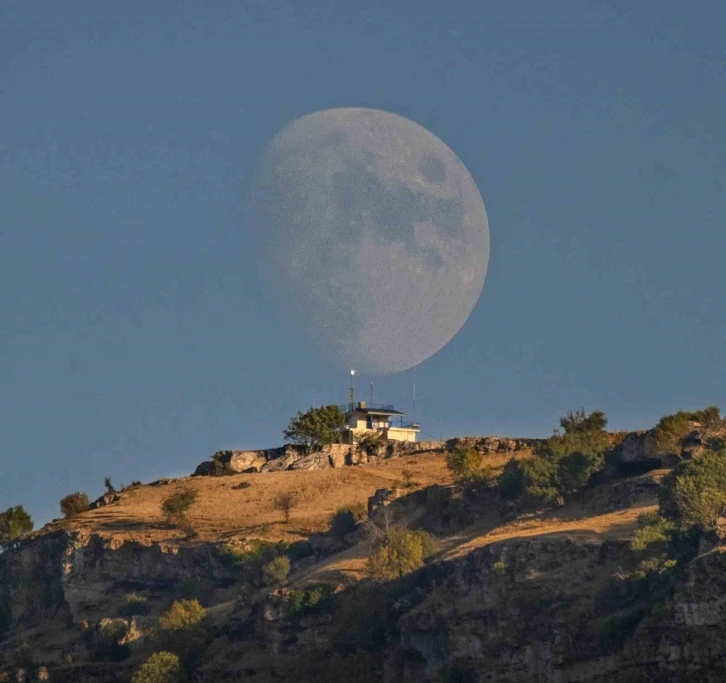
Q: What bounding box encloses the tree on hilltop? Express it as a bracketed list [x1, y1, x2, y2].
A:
[283, 404, 345, 452]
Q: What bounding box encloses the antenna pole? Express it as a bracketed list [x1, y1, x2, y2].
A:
[370, 382, 374, 406]
[412, 365, 417, 424]
[349, 370, 355, 411]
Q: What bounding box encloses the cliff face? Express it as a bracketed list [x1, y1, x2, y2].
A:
[3, 510, 726, 682]
[382, 540, 726, 683]
[0, 531, 236, 674]
[203, 537, 726, 683]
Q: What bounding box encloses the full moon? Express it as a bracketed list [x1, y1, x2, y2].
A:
[248, 107, 490, 374]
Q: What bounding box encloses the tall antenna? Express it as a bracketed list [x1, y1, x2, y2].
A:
[370, 382, 374, 406]
[349, 369, 355, 411]
[412, 365, 417, 424]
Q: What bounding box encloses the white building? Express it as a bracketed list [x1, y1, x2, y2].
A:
[341, 401, 420, 444]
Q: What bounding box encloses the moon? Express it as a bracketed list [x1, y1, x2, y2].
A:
[248, 107, 490, 374]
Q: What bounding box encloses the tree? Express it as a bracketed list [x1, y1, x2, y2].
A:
[60, 492, 91, 518]
[283, 404, 345, 452]
[263, 555, 290, 587]
[273, 491, 298, 525]
[132, 652, 186, 683]
[659, 448, 726, 534]
[161, 489, 197, 537]
[367, 528, 436, 581]
[103, 477, 116, 494]
[0, 505, 33, 545]
[499, 409, 609, 505]
[559, 408, 607, 434]
[646, 411, 693, 460]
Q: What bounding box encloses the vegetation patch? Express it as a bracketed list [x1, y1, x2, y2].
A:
[60, 492, 91, 518]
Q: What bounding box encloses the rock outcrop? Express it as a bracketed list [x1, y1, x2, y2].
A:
[193, 435, 537, 478]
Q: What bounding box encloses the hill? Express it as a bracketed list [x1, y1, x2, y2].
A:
[2, 413, 726, 682]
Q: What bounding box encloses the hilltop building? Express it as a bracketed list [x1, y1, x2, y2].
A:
[341, 401, 420, 444]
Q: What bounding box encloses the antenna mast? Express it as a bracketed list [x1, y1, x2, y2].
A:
[412, 365, 417, 424]
[349, 370, 355, 411]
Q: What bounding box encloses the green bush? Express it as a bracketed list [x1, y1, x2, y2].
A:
[288, 584, 335, 615]
[158, 599, 206, 631]
[161, 489, 198, 537]
[499, 409, 609, 505]
[499, 459, 526, 501]
[132, 652, 186, 683]
[60, 492, 91, 518]
[647, 411, 693, 460]
[446, 448, 484, 481]
[659, 448, 726, 534]
[688, 405, 721, 427]
[263, 555, 291, 587]
[0, 505, 33, 545]
[119, 592, 150, 618]
[367, 529, 437, 581]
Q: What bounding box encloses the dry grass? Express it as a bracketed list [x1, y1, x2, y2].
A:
[37, 445, 661, 593]
[45, 453, 455, 545]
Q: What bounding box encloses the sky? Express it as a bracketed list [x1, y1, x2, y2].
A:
[2, 1, 726, 526]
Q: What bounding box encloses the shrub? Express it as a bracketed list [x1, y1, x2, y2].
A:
[132, 652, 186, 683]
[647, 411, 693, 460]
[232, 481, 252, 490]
[0, 505, 33, 545]
[659, 448, 726, 534]
[273, 491, 298, 524]
[499, 410, 609, 505]
[161, 489, 197, 537]
[60, 492, 91, 518]
[288, 584, 334, 615]
[119, 592, 150, 618]
[158, 599, 206, 631]
[446, 449, 484, 482]
[498, 459, 526, 501]
[559, 408, 607, 434]
[367, 529, 436, 581]
[688, 405, 721, 427]
[491, 560, 507, 576]
[103, 477, 116, 494]
[329, 504, 365, 541]
[263, 555, 291, 587]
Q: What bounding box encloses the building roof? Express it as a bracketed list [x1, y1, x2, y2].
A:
[344, 402, 405, 417]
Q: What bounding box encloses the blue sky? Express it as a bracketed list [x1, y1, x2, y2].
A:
[2, 1, 725, 526]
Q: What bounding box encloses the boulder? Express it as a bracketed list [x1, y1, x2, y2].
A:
[228, 451, 267, 473]
[261, 452, 300, 472]
[616, 431, 651, 464]
[290, 452, 331, 471]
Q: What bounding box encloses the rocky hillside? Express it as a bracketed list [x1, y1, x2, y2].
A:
[2, 417, 726, 682]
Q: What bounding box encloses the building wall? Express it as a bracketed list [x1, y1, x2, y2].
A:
[385, 427, 418, 443]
